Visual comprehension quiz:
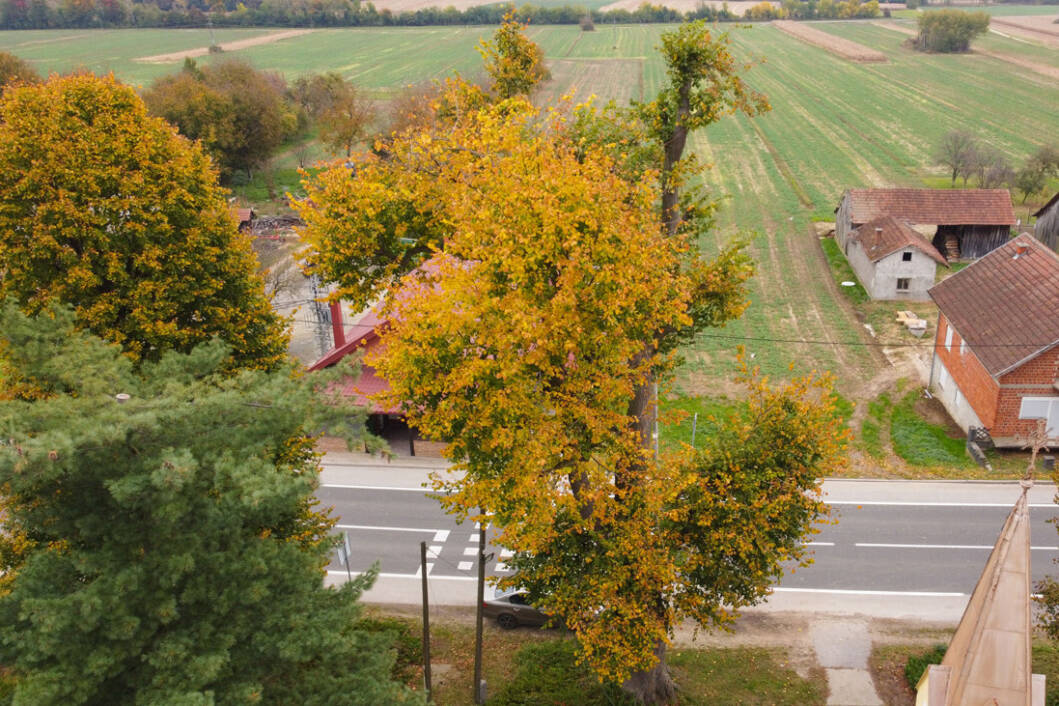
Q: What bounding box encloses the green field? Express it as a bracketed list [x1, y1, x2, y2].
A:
[2, 16, 1056, 400]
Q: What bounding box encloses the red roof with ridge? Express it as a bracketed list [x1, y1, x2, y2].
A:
[845, 189, 1015, 226]
[853, 215, 949, 266]
[929, 234, 1059, 377]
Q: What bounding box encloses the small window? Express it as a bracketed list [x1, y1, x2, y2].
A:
[944, 326, 953, 351]
[902, 251, 913, 262]
[896, 278, 910, 291]
[960, 339, 966, 355]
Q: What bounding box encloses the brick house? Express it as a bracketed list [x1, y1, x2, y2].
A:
[928, 234, 1059, 447]
[836, 189, 1015, 260]
[844, 215, 948, 301]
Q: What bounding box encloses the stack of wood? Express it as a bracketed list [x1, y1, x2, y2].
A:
[896, 310, 928, 337]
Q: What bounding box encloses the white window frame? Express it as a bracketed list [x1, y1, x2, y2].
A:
[1019, 397, 1059, 436]
[896, 277, 910, 292]
[960, 339, 967, 355]
[944, 326, 953, 351]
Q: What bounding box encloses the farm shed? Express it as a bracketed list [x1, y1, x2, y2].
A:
[844, 215, 948, 301]
[927, 234, 1059, 448]
[309, 302, 425, 456]
[1033, 191, 1059, 252]
[835, 189, 1015, 260]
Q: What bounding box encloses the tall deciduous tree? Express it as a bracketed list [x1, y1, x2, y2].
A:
[0, 302, 419, 705]
[0, 73, 288, 371]
[0, 51, 38, 89]
[914, 9, 989, 53]
[299, 94, 845, 704]
[479, 12, 550, 99]
[144, 59, 297, 179]
[934, 130, 979, 186]
[318, 78, 376, 157]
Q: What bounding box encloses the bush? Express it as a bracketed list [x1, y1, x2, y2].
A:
[490, 639, 635, 706]
[914, 9, 989, 53]
[356, 616, 423, 683]
[905, 644, 947, 688]
[579, 13, 595, 30]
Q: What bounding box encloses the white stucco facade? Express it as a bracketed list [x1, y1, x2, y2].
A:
[929, 353, 984, 434]
[845, 241, 939, 301]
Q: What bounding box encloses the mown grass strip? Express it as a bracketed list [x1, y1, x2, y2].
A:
[890, 390, 973, 468]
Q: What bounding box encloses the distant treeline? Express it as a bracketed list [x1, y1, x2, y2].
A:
[0, 0, 892, 31]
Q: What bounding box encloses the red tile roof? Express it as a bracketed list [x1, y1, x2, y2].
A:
[845, 189, 1015, 226]
[929, 234, 1059, 377]
[853, 215, 949, 266]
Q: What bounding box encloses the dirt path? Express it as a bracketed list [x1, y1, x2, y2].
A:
[991, 16, 1059, 48]
[135, 29, 314, 63]
[975, 48, 1059, 82]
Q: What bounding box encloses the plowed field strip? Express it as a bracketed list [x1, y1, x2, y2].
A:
[774, 20, 888, 62]
[136, 29, 313, 63]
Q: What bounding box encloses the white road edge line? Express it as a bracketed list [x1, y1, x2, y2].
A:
[334, 524, 438, 533]
[328, 570, 477, 582]
[829, 500, 1054, 508]
[856, 542, 1059, 551]
[321, 484, 434, 492]
[772, 587, 965, 597]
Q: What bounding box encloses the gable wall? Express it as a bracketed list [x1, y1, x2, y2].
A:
[1037, 200, 1059, 252]
[932, 314, 999, 429]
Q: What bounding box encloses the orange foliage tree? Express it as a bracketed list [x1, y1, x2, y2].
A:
[0, 73, 288, 372]
[298, 23, 844, 705]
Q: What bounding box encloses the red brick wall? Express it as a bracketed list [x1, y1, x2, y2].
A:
[935, 315, 999, 428]
[993, 347, 1059, 437]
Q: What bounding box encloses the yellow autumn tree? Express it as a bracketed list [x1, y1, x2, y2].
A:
[0, 73, 288, 372]
[298, 95, 846, 703]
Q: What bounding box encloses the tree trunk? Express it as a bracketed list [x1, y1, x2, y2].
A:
[622, 640, 677, 705]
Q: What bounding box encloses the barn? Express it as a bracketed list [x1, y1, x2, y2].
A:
[1034, 192, 1059, 252]
[835, 189, 1015, 260]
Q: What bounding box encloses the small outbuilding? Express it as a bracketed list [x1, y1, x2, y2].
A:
[1034, 191, 1059, 252]
[836, 188, 1015, 260]
[844, 215, 948, 300]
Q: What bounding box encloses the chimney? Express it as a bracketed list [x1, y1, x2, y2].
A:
[329, 300, 345, 348]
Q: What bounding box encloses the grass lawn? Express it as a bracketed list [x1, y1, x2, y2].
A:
[871, 640, 1059, 706]
[365, 608, 827, 705]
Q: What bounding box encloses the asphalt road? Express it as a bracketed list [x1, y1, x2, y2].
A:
[316, 457, 1059, 617]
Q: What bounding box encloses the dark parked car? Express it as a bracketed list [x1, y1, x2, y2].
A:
[482, 589, 552, 629]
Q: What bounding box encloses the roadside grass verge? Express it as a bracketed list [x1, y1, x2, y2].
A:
[659, 395, 738, 451]
[861, 392, 892, 459]
[667, 647, 826, 705]
[871, 641, 1059, 706]
[364, 608, 827, 705]
[661, 393, 852, 453]
[890, 390, 974, 469]
[819, 237, 869, 305]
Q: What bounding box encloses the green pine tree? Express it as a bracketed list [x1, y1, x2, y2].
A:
[0, 301, 421, 706]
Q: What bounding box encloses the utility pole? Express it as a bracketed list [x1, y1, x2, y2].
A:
[473, 518, 487, 704]
[420, 541, 432, 701]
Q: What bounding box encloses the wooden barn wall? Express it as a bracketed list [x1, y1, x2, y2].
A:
[1037, 203, 1059, 252]
[933, 225, 1011, 259]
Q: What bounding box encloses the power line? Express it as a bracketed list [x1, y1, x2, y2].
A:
[696, 332, 1058, 349]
